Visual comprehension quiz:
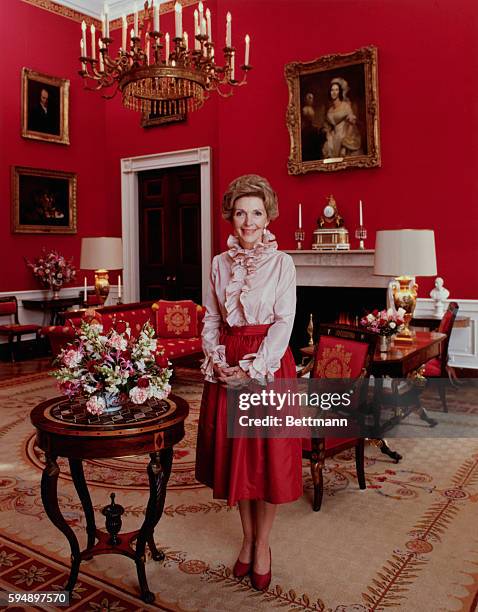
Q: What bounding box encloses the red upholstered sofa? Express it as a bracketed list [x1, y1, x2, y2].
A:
[42, 300, 205, 364]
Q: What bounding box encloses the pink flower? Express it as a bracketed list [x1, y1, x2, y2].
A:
[62, 349, 82, 368]
[108, 333, 128, 351]
[86, 395, 106, 415]
[129, 386, 149, 405]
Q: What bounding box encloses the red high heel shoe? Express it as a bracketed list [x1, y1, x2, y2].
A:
[251, 548, 271, 591]
[233, 558, 252, 578]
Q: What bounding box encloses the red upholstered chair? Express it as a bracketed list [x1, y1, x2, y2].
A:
[423, 301, 459, 412]
[300, 324, 377, 511]
[0, 296, 41, 362]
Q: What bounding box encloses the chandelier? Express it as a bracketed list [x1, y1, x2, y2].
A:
[79, 1, 252, 116]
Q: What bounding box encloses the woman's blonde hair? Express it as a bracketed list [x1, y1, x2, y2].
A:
[222, 174, 279, 221]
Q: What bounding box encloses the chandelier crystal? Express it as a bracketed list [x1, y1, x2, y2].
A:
[79, 1, 252, 116]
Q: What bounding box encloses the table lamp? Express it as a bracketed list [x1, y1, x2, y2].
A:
[374, 229, 437, 339]
[80, 237, 123, 304]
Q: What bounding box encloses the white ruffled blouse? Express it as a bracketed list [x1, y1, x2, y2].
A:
[201, 231, 296, 383]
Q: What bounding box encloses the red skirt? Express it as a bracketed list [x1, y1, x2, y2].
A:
[195, 324, 303, 506]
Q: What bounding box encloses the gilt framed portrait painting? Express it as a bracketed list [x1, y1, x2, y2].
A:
[285, 46, 381, 174]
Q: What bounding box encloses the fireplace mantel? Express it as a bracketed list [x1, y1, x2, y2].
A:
[285, 249, 390, 288]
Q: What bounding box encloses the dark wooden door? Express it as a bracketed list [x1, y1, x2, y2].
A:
[138, 165, 202, 303]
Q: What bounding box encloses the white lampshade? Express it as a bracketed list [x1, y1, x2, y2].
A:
[80, 237, 123, 270]
[374, 229, 437, 277]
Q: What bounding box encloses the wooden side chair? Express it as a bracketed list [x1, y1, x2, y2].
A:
[423, 301, 459, 412]
[300, 324, 378, 511]
[0, 296, 42, 362]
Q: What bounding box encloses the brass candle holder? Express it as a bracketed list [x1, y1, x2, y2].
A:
[355, 226, 367, 250]
[295, 228, 305, 250]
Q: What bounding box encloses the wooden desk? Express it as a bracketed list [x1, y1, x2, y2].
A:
[22, 296, 81, 325]
[301, 331, 445, 376]
[31, 393, 189, 604]
[300, 332, 446, 461]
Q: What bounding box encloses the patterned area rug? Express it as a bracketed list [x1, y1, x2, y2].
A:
[0, 371, 477, 611]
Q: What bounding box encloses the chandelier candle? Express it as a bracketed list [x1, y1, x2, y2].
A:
[175, 2, 182, 38]
[134, 2, 139, 35]
[206, 8, 212, 41]
[359, 200, 363, 226]
[299, 203, 302, 228]
[90, 25, 96, 59]
[226, 12, 232, 47]
[245, 35, 250, 65]
[153, 2, 160, 32]
[165, 32, 170, 63]
[81, 20, 87, 55]
[103, 2, 109, 37]
[121, 15, 127, 50]
[194, 9, 199, 48]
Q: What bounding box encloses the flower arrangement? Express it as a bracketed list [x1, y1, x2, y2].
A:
[26, 249, 76, 292]
[51, 319, 172, 416]
[360, 307, 406, 336]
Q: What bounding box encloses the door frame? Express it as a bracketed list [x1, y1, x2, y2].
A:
[121, 147, 212, 303]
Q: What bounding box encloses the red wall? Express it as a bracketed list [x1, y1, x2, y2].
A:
[2, 0, 477, 298]
[0, 0, 115, 291]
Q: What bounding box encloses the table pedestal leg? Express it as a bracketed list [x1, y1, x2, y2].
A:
[135, 448, 173, 603]
[41, 454, 81, 592]
[69, 458, 97, 555]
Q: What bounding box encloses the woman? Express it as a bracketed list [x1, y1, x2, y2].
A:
[322, 77, 362, 158]
[196, 174, 302, 590]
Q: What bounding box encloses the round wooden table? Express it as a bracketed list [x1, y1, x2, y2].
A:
[31, 394, 189, 604]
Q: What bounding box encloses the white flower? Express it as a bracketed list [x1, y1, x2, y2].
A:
[389, 321, 396, 329]
[86, 394, 106, 415]
[129, 386, 149, 404]
[386, 308, 394, 317]
[397, 307, 406, 317]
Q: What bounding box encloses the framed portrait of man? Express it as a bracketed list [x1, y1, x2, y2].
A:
[140, 99, 187, 128]
[285, 46, 381, 175]
[12, 166, 77, 234]
[21, 68, 70, 145]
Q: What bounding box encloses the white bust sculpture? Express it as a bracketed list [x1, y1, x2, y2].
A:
[430, 277, 450, 317]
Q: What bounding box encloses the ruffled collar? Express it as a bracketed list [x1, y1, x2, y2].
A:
[226, 229, 278, 260]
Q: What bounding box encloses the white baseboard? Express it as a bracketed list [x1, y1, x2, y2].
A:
[415, 298, 478, 370]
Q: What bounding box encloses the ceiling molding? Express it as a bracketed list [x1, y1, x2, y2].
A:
[22, 0, 197, 22]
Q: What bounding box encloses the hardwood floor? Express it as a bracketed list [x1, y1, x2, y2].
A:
[0, 356, 53, 382]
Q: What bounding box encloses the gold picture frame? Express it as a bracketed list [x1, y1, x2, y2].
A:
[21, 68, 70, 145]
[12, 166, 77, 234]
[141, 99, 187, 128]
[285, 46, 380, 175]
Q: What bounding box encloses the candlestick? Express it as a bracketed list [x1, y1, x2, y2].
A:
[118, 275, 122, 299]
[146, 37, 150, 63]
[130, 28, 135, 45]
[81, 20, 87, 56]
[99, 43, 104, 71]
[355, 226, 367, 250]
[244, 34, 250, 65]
[83, 277, 87, 302]
[359, 199, 363, 226]
[226, 12, 232, 47]
[154, 3, 160, 32]
[295, 228, 305, 250]
[80, 39, 86, 70]
[298, 203, 302, 228]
